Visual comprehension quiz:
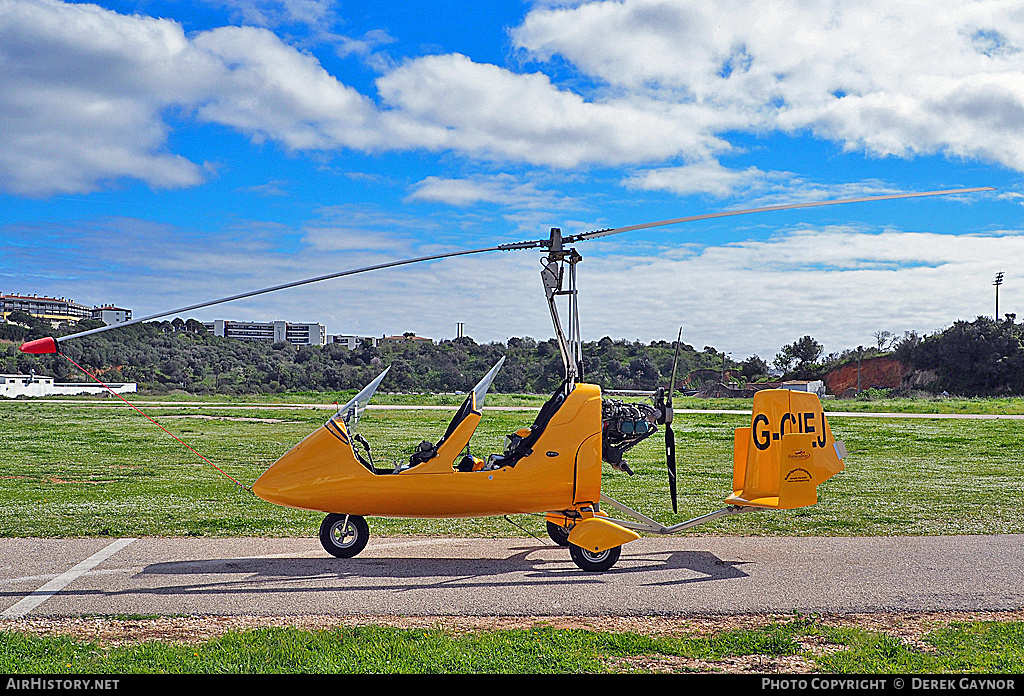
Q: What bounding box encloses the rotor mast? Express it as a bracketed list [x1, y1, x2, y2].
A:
[540, 227, 583, 389]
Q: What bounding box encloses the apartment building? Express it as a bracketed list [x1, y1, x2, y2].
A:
[92, 305, 133, 325]
[1, 294, 92, 324]
[2, 294, 133, 326]
[201, 319, 327, 346]
[327, 334, 380, 349]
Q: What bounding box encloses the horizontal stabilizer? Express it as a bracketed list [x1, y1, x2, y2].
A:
[726, 389, 845, 510]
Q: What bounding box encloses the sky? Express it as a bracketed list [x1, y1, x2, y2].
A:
[2, 0, 1023, 362]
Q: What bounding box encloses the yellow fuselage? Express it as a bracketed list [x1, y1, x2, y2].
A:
[251, 383, 604, 518]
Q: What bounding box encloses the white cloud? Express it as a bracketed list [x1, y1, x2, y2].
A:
[406, 174, 578, 210]
[376, 53, 729, 167]
[334, 29, 396, 60]
[209, 0, 339, 30]
[624, 162, 790, 198]
[6, 213, 1022, 358]
[513, 0, 1024, 172]
[5, 0, 1024, 196]
[237, 180, 290, 196]
[0, 0, 215, 194]
[623, 161, 913, 209]
[0, 0, 388, 195]
[191, 25, 384, 151]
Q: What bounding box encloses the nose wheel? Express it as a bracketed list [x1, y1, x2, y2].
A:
[319, 513, 370, 558]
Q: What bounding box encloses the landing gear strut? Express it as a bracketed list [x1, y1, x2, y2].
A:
[546, 520, 571, 546]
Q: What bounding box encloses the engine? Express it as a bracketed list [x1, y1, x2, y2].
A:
[601, 398, 659, 473]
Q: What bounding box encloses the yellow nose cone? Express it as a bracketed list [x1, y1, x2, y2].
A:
[252, 422, 357, 512]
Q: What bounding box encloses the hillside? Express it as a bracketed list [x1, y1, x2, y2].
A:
[1, 320, 733, 395]
[823, 356, 905, 396]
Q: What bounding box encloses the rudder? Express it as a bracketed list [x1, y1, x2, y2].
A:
[725, 389, 845, 509]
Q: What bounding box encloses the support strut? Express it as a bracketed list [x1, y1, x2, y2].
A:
[540, 228, 583, 388]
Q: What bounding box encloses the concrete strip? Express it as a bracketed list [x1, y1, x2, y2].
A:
[5, 536, 1022, 617]
[1, 538, 135, 618]
[4, 400, 1024, 419]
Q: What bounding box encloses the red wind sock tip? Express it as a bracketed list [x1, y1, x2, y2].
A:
[19, 337, 59, 354]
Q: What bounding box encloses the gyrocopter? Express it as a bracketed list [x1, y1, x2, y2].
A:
[20, 186, 993, 571]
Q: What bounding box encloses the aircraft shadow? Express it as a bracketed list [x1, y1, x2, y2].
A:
[0, 546, 753, 610]
[120, 544, 751, 597]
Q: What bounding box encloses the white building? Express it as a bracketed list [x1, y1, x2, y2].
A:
[202, 319, 327, 346]
[92, 305, 132, 325]
[327, 334, 380, 349]
[782, 380, 826, 398]
[0, 374, 137, 398]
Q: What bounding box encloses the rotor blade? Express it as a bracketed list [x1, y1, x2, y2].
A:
[566, 187, 995, 243]
[51, 243, 519, 346]
[665, 422, 677, 514]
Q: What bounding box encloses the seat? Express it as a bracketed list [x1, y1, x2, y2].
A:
[407, 392, 480, 467]
[401, 357, 505, 473]
[486, 380, 570, 469]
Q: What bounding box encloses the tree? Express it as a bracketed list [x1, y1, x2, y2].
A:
[5, 310, 52, 340]
[894, 316, 1024, 395]
[774, 336, 824, 377]
[739, 355, 768, 380]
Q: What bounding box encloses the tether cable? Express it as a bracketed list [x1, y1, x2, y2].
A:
[60, 352, 251, 491]
[503, 514, 551, 545]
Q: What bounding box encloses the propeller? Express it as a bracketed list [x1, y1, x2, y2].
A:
[20, 186, 994, 354]
[663, 328, 682, 513]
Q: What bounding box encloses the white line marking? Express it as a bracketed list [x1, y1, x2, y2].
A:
[2, 538, 135, 618]
[6, 401, 1024, 418]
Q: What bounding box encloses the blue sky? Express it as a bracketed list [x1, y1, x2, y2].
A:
[2, 0, 1023, 361]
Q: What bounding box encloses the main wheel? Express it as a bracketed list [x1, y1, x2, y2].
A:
[569, 543, 621, 572]
[546, 520, 572, 547]
[319, 513, 369, 558]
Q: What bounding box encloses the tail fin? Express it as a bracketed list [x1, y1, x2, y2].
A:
[726, 389, 845, 510]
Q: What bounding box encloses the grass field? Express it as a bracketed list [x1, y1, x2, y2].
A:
[2, 615, 1023, 674]
[3, 394, 1023, 675]
[1, 396, 1022, 538]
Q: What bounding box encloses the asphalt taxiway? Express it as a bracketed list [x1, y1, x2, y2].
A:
[2, 535, 1021, 619]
